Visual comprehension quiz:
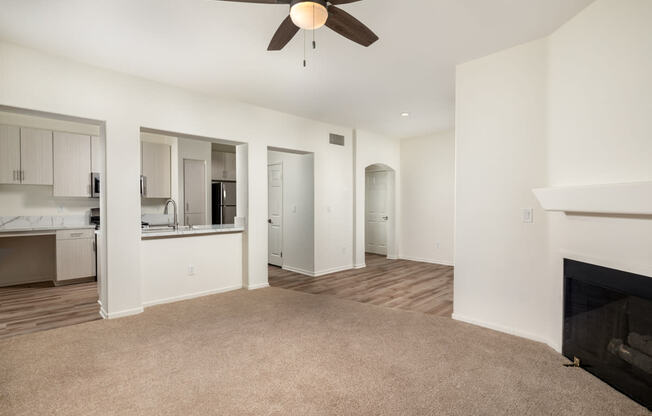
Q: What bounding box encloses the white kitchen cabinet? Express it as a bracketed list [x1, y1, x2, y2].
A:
[56, 229, 96, 281]
[183, 158, 206, 224]
[91, 135, 103, 173]
[0, 125, 20, 184]
[211, 151, 236, 181]
[211, 151, 224, 181]
[141, 141, 171, 199]
[53, 131, 92, 197]
[20, 127, 53, 185]
[223, 152, 236, 181]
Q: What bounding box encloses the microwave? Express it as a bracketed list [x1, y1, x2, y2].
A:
[91, 172, 100, 198]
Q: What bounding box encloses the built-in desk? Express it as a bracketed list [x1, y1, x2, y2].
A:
[0, 225, 96, 287]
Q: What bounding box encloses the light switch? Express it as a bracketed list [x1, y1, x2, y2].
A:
[522, 208, 534, 223]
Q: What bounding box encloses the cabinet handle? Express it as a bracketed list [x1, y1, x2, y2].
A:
[70, 232, 83, 237]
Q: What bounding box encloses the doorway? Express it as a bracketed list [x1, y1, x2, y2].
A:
[364, 164, 396, 259]
[267, 148, 315, 275]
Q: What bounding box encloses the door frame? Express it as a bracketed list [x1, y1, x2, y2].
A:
[267, 161, 283, 267]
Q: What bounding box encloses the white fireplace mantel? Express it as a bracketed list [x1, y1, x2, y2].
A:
[532, 181, 652, 215]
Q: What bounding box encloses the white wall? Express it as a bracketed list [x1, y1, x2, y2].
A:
[454, 0, 652, 350]
[267, 150, 315, 275]
[455, 38, 551, 345]
[353, 129, 401, 267]
[141, 233, 242, 307]
[178, 137, 212, 225]
[0, 41, 353, 316]
[400, 131, 455, 266]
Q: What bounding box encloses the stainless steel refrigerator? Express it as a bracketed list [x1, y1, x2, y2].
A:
[212, 182, 236, 225]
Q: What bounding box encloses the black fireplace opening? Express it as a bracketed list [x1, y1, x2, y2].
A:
[563, 259, 652, 410]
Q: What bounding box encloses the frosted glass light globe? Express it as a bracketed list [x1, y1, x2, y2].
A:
[290, 1, 328, 30]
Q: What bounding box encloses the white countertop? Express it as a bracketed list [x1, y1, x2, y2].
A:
[0, 224, 96, 234]
[141, 224, 244, 239]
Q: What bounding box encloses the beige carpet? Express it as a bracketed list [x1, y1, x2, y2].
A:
[0, 288, 648, 415]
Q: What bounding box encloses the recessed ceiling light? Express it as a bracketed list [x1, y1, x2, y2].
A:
[401, 112, 410, 117]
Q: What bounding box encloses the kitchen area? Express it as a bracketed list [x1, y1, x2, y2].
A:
[1, 113, 248, 338]
[138, 129, 245, 308]
[0, 109, 105, 339]
[139, 130, 239, 231]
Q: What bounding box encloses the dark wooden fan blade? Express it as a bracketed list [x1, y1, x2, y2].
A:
[216, 0, 290, 4]
[325, 5, 378, 47]
[328, 0, 363, 4]
[268, 15, 299, 51]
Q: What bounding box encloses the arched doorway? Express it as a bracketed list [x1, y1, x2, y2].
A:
[364, 163, 396, 259]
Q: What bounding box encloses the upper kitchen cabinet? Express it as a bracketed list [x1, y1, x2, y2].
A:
[224, 152, 236, 181]
[20, 127, 53, 185]
[53, 131, 92, 197]
[0, 125, 21, 184]
[0, 125, 54, 185]
[91, 135, 103, 174]
[141, 141, 171, 199]
[211, 151, 236, 181]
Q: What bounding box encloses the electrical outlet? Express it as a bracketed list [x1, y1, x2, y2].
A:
[522, 208, 534, 223]
[188, 265, 195, 276]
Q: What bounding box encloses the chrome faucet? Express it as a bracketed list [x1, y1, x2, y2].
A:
[164, 199, 178, 230]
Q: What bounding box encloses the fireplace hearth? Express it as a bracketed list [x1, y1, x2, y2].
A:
[563, 259, 652, 410]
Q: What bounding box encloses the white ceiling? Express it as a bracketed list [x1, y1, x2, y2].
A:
[0, 0, 594, 138]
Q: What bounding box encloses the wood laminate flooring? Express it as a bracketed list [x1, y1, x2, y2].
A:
[269, 254, 454, 317]
[0, 281, 100, 340]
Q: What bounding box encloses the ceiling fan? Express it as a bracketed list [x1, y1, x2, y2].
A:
[217, 0, 379, 51]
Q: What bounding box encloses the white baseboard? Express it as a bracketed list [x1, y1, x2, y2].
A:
[313, 264, 353, 277]
[103, 306, 144, 320]
[399, 255, 454, 267]
[282, 265, 316, 277]
[247, 282, 270, 290]
[143, 285, 243, 308]
[452, 313, 560, 352]
[387, 255, 398, 260]
[353, 263, 366, 269]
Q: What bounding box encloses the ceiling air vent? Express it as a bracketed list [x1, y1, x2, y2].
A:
[329, 133, 345, 146]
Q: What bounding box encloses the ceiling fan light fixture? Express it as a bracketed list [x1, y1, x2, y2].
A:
[290, 0, 328, 31]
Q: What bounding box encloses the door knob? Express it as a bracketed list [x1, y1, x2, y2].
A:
[268, 219, 272, 224]
[382, 216, 389, 220]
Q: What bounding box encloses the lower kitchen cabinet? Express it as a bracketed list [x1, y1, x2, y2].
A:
[56, 229, 96, 281]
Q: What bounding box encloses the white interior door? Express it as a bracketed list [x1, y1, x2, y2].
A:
[365, 170, 389, 255]
[184, 159, 206, 225]
[268, 163, 283, 267]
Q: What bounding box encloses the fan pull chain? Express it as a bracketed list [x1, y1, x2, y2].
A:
[312, 4, 316, 50]
[303, 29, 307, 68]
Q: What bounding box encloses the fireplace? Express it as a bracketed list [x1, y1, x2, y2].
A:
[563, 259, 652, 409]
